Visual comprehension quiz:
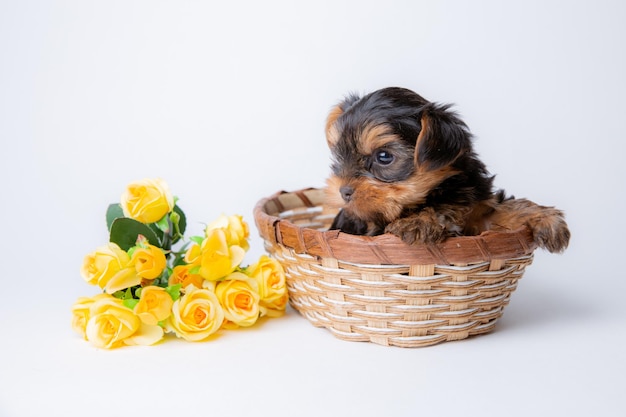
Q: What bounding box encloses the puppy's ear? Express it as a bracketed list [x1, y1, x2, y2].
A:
[325, 93, 361, 148]
[415, 103, 471, 171]
[325, 105, 344, 148]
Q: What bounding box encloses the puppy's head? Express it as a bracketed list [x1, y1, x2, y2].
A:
[325, 87, 472, 227]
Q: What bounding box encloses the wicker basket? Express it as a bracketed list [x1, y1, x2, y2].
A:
[254, 188, 538, 348]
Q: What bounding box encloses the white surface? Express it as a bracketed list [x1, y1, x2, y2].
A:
[1, 1, 625, 416]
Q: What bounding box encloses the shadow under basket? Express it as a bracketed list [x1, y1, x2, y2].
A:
[254, 188, 538, 348]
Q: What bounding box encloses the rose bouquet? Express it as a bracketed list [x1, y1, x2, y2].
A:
[72, 178, 287, 349]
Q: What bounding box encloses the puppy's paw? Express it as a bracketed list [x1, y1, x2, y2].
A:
[329, 209, 369, 235]
[385, 212, 447, 245]
[526, 210, 571, 253]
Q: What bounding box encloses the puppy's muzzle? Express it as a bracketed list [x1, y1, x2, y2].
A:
[340, 185, 354, 202]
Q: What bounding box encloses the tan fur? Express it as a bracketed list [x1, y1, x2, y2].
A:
[385, 206, 464, 244]
[326, 166, 459, 224]
[325, 105, 344, 147]
[359, 125, 399, 155]
[487, 198, 570, 253]
[414, 112, 430, 166]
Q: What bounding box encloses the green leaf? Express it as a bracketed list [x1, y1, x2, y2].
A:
[155, 215, 170, 233]
[189, 265, 201, 275]
[110, 217, 161, 251]
[165, 284, 182, 301]
[124, 287, 133, 299]
[106, 204, 125, 231]
[148, 223, 165, 246]
[173, 205, 187, 238]
[189, 235, 204, 245]
[123, 299, 139, 310]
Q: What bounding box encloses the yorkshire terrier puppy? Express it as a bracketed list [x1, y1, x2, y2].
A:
[325, 87, 570, 253]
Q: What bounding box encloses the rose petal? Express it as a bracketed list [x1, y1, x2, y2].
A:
[105, 267, 141, 294]
[124, 323, 164, 346]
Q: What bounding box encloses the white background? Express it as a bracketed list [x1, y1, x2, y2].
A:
[1, 1, 625, 416]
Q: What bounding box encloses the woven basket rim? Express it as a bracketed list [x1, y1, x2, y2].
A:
[254, 188, 538, 266]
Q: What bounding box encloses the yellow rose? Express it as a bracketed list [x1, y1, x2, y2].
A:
[184, 243, 201, 265]
[247, 255, 287, 310]
[120, 178, 174, 224]
[215, 272, 260, 328]
[205, 214, 250, 251]
[85, 295, 163, 348]
[70, 294, 110, 340]
[168, 264, 205, 290]
[167, 287, 224, 341]
[134, 286, 173, 325]
[259, 293, 289, 318]
[131, 243, 167, 279]
[104, 267, 141, 294]
[185, 228, 246, 281]
[81, 243, 140, 293]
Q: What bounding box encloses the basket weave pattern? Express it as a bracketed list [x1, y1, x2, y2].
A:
[254, 188, 536, 348]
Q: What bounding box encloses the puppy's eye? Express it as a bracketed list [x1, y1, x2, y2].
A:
[375, 150, 394, 165]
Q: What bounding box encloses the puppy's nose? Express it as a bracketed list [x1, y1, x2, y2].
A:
[340, 185, 354, 202]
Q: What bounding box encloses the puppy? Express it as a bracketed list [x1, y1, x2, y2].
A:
[325, 87, 570, 253]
